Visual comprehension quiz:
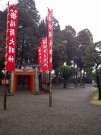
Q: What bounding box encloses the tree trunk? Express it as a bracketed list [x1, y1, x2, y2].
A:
[99, 90, 101, 100]
[74, 71, 77, 86]
[82, 70, 85, 86]
[55, 73, 59, 84]
[63, 79, 67, 88]
[96, 68, 101, 100]
[96, 75, 101, 100]
[80, 70, 82, 86]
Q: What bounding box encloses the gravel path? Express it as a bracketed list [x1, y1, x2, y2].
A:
[0, 84, 101, 135]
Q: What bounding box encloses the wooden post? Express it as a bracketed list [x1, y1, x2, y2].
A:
[4, 71, 7, 110]
[4, 90, 7, 110]
[4, 1, 10, 110]
[49, 72, 52, 107]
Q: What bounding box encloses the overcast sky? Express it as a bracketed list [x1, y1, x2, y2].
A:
[0, 0, 101, 42]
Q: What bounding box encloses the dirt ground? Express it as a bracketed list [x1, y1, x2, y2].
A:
[0, 84, 101, 135]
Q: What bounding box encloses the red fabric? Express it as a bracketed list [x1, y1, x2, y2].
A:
[48, 8, 53, 72]
[38, 46, 43, 73]
[41, 38, 48, 72]
[5, 6, 18, 71]
[38, 37, 48, 73]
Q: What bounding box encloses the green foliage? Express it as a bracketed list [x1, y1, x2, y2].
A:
[59, 65, 75, 80]
[77, 29, 93, 47]
[82, 41, 101, 99]
[82, 42, 101, 82]
[16, 0, 40, 65]
[85, 67, 94, 80]
[61, 25, 77, 64]
[76, 29, 93, 70]
[0, 10, 7, 57]
[83, 43, 101, 68]
[52, 17, 67, 69]
[38, 19, 47, 38]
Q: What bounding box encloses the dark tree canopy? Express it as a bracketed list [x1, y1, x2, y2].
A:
[15, 0, 41, 65]
[52, 17, 67, 70]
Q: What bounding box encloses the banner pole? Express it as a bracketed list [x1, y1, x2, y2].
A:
[47, 8, 53, 107]
[49, 72, 52, 107]
[4, 71, 7, 110]
[3, 1, 9, 110]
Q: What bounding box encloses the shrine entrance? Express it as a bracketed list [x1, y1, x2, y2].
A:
[10, 71, 35, 95]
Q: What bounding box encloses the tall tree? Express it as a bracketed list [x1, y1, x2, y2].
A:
[0, 9, 8, 80]
[16, 0, 40, 65]
[59, 65, 75, 88]
[38, 19, 47, 39]
[61, 25, 77, 64]
[0, 10, 7, 61]
[76, 29, 93, 68]
[83, 42, 101, 100]
[76, 29, 93, 85]
[52, 17, 67, 70]
[61, 25, 79, 85]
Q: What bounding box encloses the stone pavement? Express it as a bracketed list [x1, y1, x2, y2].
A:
[0, 84, 101, 135]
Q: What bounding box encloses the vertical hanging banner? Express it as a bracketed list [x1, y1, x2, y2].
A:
[38, 46, 42, 65]
[41, 37, 48, 72]
[38, 37, 48, 73]
[48, 8, 53, 72]
[5, 6, 18, 72]
[38, 46, 43, 73]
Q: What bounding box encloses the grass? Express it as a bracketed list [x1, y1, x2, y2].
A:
[90, 90, 101, 106]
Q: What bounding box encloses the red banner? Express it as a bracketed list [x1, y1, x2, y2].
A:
[5, 6, 18, 72]
[48, 8, 53, 72]
[38, 46, 42, 65]
[38, 37, 48, 73]
[38, 46, 43, 73]
[41, 38, 48, 72]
